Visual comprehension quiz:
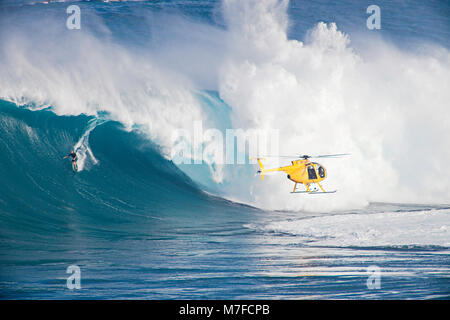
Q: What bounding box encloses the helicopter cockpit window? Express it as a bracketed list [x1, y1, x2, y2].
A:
[318, 166, 325, 178]
[307, 166, 317, 179]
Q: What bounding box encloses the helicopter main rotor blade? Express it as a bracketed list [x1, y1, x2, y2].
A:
[251, 153, 350, 159]
[256, 155, 297, 158]
[313, 153, 350, 158]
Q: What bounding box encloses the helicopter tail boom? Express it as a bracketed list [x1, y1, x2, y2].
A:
[252, 157, 287, 180]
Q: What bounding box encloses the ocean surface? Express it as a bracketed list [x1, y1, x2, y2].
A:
[0, 0, 449, 299]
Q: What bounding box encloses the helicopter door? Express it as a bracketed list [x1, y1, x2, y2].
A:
[307, 166, 317, 179]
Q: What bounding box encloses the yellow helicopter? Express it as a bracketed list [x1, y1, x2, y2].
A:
[252, 154, 349, 194]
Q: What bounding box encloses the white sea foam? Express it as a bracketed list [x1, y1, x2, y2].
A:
[245, 208, 450, 247]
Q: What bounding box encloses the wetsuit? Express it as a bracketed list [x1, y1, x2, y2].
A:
[68, 152, 77, 162]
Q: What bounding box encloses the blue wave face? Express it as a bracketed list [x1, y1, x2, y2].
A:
[0, 100, 256, 241]
[0, 100, 265, 299]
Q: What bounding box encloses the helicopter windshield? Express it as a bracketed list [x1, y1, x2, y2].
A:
[318, 166, 325, 178]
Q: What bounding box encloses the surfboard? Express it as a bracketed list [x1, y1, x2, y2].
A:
[72, 162, 78, 172]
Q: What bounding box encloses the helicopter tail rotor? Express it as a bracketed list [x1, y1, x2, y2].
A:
[250, 156, 266, 181]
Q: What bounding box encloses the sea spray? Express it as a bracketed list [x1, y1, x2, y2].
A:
[73, 117, 107, 171]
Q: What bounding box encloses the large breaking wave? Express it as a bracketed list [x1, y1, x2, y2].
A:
[0, 100, 254, 242]
[0, 0, 449, 212]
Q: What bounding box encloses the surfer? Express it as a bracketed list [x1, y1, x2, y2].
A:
[64, 150, 78, 171]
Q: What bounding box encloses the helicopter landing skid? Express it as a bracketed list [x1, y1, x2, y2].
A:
[290, 190, 336, 194]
